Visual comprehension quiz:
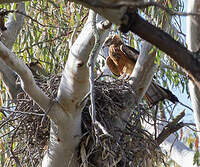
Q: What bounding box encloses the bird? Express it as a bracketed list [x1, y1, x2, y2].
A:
[27, 61, 49, 77]
[103, 34, 179, 107]
[103, 34, 139, 80]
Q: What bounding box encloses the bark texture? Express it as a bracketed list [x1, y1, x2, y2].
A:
[186, 0, 200, 134]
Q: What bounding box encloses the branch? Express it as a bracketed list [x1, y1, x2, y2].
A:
[0, 42, 51, 111]
[57, 11, 110, 112]
[0, 59, 21, 99]
[73, 1, 200, 17]
[64, 0, 200, 90]
[1, 3, 25, 49]
[42, 12, 110, 167]
[143, 115, 197, 167]
[88, 10, 99, 124]
[131, 41, 156, 103]
[186, 0, 200, 138]
[0, 0, 29, 3]
[0, 3, 25, 98]
[128, 13, 200, 89]
[156, 111, 185, 145]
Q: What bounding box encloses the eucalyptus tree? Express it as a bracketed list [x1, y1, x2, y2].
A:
[0, 1, 199, 167]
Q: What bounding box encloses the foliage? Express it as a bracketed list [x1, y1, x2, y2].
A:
[0, 0, 195, 167]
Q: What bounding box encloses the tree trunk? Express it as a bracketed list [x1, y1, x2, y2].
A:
[186, 0, 200, 135]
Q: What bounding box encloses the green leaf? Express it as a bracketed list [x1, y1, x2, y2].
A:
[60, 3, 63, 16]
[167, 0, 173, 9]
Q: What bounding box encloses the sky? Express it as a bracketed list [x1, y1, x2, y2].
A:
[172, 0, 194, 123]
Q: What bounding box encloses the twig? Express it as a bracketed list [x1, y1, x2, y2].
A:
[178, 101, 193, 112]
[69, 5, 83, 49]
[17, 32, 71, 53]
[10, 120, 23, 167]
[156, 110, 185, 145]
[0, 10, 62, 29]
[80, 72, 103, 107]
[88, 11, 100, 124]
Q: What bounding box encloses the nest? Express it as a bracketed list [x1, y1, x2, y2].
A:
[0, 74, 163, 166]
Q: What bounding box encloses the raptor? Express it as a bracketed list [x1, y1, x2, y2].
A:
[103, 34, 179, 107]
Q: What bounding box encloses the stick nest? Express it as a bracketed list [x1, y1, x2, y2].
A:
[1, 74, 163, 166]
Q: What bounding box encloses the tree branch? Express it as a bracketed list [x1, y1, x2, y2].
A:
[0, 42, 51, 111]
[128, 13, 200, 89]
[131, 41, 156, 103]
[0, 3, 25, 98]
[0, 0, 29, 3]
[57, 11, 109, 112]
[186, 0, 200, 138]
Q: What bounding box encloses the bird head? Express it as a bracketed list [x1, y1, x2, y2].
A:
[102, 34, 123, 48]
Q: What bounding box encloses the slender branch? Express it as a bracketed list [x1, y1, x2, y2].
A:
[0, 0, 29, 3]
[17, 32, 72, 54]
[89, 10, 100, 124]
[156, 110, 185, 145]
[1, 10, 62, 29]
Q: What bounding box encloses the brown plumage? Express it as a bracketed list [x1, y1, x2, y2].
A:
[103, 34, 179, 106]
[104, 35, 139, 79]
[27, 61, 49, 77]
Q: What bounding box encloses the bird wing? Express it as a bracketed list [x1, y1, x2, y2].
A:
[106, 56, 120, 76]
[144, 81, 179, 107]
[120, 44, 139, 63]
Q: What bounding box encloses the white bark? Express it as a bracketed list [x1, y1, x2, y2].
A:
[42, 11, 109, 167]
[186, 0, 200, 132]
[0, 3, 25, 98]
[0, 42, 51, 110]
[1, 3, 25, 49]
[0, 9, 109, 166]
[131, 41, 156, 103]
[1, 1, 197, 167]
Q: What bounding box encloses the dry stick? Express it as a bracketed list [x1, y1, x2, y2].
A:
[88, 11, 111, 138]
[80, 72, 103, 107]
[10, 120, 23, 167]
[156, 110, 185, 145]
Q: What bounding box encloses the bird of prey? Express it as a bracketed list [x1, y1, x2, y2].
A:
[103, 34, 179, 106]
[103, 34, 139, 80]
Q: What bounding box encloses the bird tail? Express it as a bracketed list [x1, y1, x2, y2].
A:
[144, 81, 179, 107]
